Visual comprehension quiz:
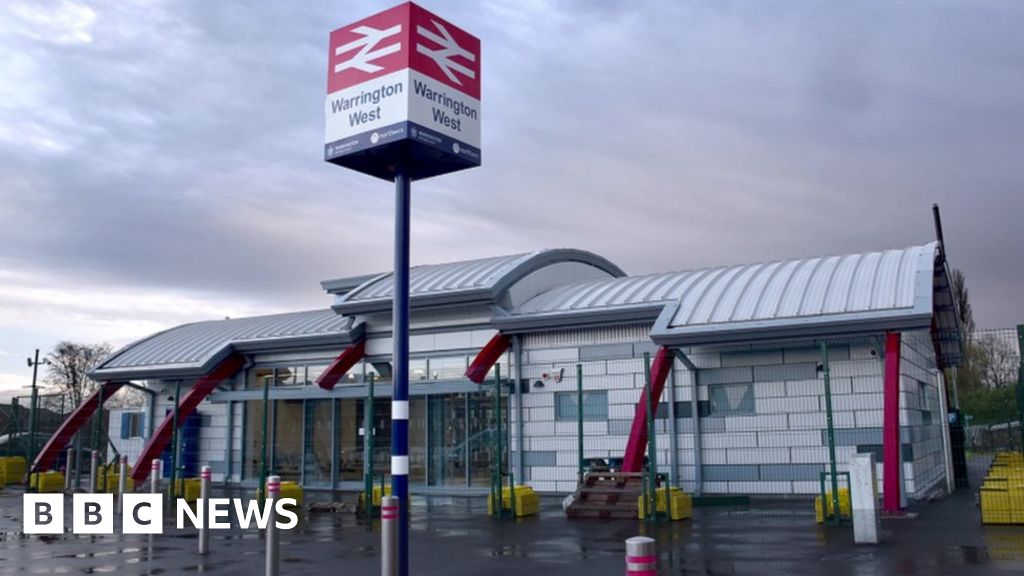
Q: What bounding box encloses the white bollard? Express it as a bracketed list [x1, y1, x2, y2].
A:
[88, 450, 98, 493]
[65, 448, 74, 491]
[199, 465, 211, 555]
[265, 475, 280, 576]
[381, 496, 399, 576]
[850, 453, 880, 544]
[117, 455, 128, 514]
[625, 536, 657, 576]
[150, 459, 161, 494]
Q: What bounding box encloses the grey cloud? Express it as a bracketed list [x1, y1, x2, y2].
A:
[0, 0, 1021, 327]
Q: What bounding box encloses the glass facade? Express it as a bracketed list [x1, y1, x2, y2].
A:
[241, 359, 507, 490]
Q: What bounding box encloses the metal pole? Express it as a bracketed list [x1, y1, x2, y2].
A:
[625, 536, 656, 576]
[170, 380, 181, 503]
[491, 360, 499, 512]
[6, 398, 15, 459]
[88, 450, 98, 493]
[150, 458, 160, 493]
[265, 475, 280, 576]
[1015, 325, 1024, 453]
[199, 465, 211, 555]
[94, 385, 104, 454]
[667, 368, 679, 488]
[365, 373, 376, 515]
[26, 349, 40, 490]
[117, 455, 128, 514]
[391, 171, 411, 576]
[65, 447, 74, 491]
[381, 495, 399, 576]
[513, 335, 525, 483]
[576, 363, 584, 487]
[644, 352, 658, 521]
[74, 431, 82, 489]
[821, 342, 840, 522]
[260, 374, 270, 504]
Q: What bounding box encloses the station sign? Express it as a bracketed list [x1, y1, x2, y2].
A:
[324, 2, 481, 181]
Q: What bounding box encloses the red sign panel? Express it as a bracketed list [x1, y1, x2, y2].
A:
[327, 3, 480, 100]
[327, 3, 409, 94]
[407, 3, 481, 100]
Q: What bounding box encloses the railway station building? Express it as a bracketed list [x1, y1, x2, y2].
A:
[46, 240, 960, 500]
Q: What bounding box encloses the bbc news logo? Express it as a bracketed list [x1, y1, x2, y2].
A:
[23, 494, 298, 534]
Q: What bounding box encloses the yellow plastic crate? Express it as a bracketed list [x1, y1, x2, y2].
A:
[359, 484, 392, 509]
[815, 488, 852, 523]
[0, 457, 27, 485]
[488, 485, 540, 517]
[173, 478, 202, 502]
[29, 471, 65, 493]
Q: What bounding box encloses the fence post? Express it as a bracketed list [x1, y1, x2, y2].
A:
[1015, 324, 1023, 453]
[625, 536, 656, 575]
[65, 447, 74, 491]
[88, 450, 98, 493]
[821, 342, 841, 522]
[643, 352, 658, 522]
[577, 363, 584, 486]
[265, 475, 280, 576]
[364, 373, 376, 517]
[117, 455, 128, 514]
[150, 458, 161, 494]
[199, 465, 211, 555]
[381, 495, 399, 576]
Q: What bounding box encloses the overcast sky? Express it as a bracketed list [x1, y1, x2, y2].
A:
[1, 0, 1022, 400]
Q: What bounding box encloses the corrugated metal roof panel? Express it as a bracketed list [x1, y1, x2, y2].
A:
[333, 248, 626, 313]
[502, 244, 943, 347]
[92, 309, 351, 378]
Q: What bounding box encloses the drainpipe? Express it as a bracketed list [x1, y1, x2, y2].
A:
[513, 335, 525, 484]
[675, 350, 702, 497]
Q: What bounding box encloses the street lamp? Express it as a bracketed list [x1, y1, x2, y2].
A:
[26, 349, 51, 490]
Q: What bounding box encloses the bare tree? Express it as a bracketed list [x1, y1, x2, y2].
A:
[974, 332, 1019, 389]
[44, 341, 113, 406]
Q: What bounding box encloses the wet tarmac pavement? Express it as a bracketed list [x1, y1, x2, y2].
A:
[1, 464, 1023, 575]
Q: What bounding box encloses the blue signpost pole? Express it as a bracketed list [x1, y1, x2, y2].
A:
[392, 171, 411, 576]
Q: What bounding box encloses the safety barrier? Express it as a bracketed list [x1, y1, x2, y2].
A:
[488, 484, 540, 517]
[0, 456, 27, 485]
[981, 452, 1024, 525]
[637, 487, 692, 521]
[29, 471, 65, 493]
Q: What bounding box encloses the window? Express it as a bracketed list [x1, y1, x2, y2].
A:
[708, 384, 754, 416]
[918, 382, 929, 410]
[555, 391, 608, 421]
[119, 412, 145, 439]
[429, 356, 468, 380]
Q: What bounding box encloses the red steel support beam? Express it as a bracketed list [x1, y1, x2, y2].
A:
[622, 347, 674, 473]
[32, 381, 125, 474]
[131, 355, 244, 485]
[883, 332, 903, 512]
[315, 338, 367, 391]
[465, 333, 512, 384]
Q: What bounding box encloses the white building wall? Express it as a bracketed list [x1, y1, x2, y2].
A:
[515, 327, 948, 499]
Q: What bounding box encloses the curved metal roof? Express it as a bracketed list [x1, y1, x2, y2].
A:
[332, 249, 625, 314]
[500, 243, 954, 351]
[91, 309, 355, 380]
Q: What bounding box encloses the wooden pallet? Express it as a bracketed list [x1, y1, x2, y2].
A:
[565, 471, 645, 519]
